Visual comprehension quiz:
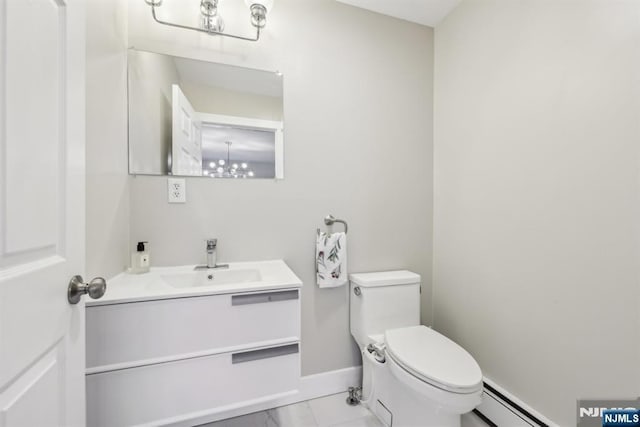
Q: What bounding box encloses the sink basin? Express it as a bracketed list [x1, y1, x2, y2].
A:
[161, 268, 262, 288]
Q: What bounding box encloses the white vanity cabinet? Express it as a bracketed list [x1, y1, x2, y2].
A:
[85, 261, 302, 427]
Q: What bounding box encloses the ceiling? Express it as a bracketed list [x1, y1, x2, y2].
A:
[335, 0, 461, 27]
[201, 124, 276, 163]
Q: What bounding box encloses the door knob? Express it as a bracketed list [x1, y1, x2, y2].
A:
[67, 275, 107, 304]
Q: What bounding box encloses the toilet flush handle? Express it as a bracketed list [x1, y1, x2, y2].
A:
[353, 286, 361, 296]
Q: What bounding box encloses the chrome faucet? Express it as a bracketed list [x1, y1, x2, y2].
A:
[195, 238, 228, 270]
[206, 238, 217, 268]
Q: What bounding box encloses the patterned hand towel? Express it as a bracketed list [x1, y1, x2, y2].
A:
[316, 231, 347, 288]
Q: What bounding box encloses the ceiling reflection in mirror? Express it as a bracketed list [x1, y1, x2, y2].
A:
[201, 125, 275, 179]
[127, 49, 284, 178]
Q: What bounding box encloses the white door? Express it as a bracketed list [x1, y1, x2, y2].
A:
[0, 1, 92, 426]
[172, 84, 203, 176]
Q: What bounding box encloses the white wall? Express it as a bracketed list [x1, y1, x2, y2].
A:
[127, 0, 434, 375]
[86, 0, 130, 280]
[433, 1, 640, 425]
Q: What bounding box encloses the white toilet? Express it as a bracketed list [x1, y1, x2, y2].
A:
[349, 270, 483, 427]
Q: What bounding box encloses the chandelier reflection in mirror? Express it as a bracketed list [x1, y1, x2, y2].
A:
[206, 141, 255, 179]
[143, 0, 274, 42]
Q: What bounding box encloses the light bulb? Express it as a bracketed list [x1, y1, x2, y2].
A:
[218, 159, 225, 166]
[201, 14, 224, 33]
[248, 171, 255, 177]
[246, 0, 271, 28]
[232, 163, 238, 169]
[245, 0, 274, 12]
[200, 0, 218, 17]
[209, 162, 215, 168]
[241, 163, 248, 169]
[216, 167, 224, 174]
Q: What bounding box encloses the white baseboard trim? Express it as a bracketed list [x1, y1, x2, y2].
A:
[165, 366, 362, 427]
[474, 377, 558, 427]
[296, 365, 363, 401]
[160, 369, 557, 427]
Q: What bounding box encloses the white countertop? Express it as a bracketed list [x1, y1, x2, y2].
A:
[87, 259, 303, 306]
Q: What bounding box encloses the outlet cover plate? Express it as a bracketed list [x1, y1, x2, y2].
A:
[168, 178, 186, 203]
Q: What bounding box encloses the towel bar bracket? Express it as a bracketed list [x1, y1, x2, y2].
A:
[323, 214, 348, 234]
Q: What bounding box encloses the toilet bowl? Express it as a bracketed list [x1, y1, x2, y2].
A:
[349, 271, 483, 427]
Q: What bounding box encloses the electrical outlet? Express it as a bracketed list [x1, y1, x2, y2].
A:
[167, 178, 186, 203]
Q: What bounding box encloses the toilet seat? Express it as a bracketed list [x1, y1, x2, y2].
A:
[384, 325, 482, 394]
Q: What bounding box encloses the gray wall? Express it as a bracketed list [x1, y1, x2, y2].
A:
[181, 83, 283, 121]
[128, 50, 180, 175]
[433, 1, 640, 425]
[127, 0, 434, 375]
[86, 0, 130, 280]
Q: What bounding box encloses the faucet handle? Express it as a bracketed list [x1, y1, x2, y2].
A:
[206, 238, 217, 249]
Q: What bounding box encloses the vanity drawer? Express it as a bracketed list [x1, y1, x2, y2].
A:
[87, 343, 300, 427]
[86, 289, 300, 369]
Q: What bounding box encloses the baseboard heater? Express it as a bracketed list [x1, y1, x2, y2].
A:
[473, 381, 551, 427]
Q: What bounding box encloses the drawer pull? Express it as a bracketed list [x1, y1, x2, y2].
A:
[232, 344, 299, 364]
[231, 290, 298, 306]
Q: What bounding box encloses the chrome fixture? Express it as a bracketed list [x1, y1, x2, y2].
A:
[143, 0, 274, 42]
[195, 238, 229, 270]
[67, 275, 107, 305]
[207, 141, 255, 179]
[316, 214, 348, 237]
[206, 238, 217, 268]
[346, 386, 361, 406]
[366, 342, 386, 363]
[200, 0, 225, 33]
[324, 214, 348, 233]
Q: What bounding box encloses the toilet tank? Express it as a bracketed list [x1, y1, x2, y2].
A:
[349, 271, 421, 349]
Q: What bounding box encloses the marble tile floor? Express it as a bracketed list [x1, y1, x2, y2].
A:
[199, 392, 384, 427]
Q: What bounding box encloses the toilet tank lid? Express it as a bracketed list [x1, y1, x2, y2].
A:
[349, 270, 420, 287]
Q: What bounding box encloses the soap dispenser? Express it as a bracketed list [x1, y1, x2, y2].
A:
[129, 241, 150, 274]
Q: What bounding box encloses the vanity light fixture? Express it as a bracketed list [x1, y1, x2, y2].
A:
[143, 0, 274, 42]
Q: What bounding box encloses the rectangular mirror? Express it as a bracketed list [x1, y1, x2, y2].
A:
[127, 49, 284, 178]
